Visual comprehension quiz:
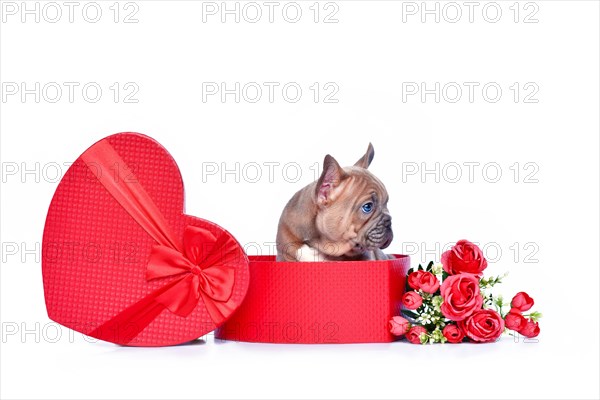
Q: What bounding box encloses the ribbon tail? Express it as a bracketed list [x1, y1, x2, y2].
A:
[81, 139, 183, 253]
[88, 280, 181, 345]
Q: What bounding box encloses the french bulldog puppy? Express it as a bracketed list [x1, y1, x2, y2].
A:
[276, 143, 393, 262]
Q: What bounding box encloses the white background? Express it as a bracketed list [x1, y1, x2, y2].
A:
[1, 1, 599, 399]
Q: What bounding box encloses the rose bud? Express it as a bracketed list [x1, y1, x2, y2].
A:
[504, 312, 527, 331]
[442, 324, 465, 343]
[441, 239, 488, 275]
[518, 319, 540, 338]
[389, 316, 410, 336]
[511, 292, 534, 313]
[402, 291, 423, 310]
[406, 326, 428, 344]
[408, 270, 424, 290]
[416, 271, 440, 294]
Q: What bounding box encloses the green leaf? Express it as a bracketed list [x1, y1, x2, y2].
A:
[442, 271, 449, 281]
[528, 311, 543, 322]
[426, 261, 434, 272]
[401, 309, 419, 319]
[424, 323, 437, 332]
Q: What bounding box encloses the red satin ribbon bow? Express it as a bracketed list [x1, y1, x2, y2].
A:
[147, 226, 235, 321]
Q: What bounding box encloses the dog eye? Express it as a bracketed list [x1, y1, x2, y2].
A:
[361, 202, 374, 214]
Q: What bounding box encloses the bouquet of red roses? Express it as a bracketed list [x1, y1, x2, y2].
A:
[389, 240, 542, 344]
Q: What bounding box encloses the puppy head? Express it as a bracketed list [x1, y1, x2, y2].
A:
[314, 143, 393, 258]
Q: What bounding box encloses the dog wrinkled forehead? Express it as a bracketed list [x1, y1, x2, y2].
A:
[344, 166, 389, 200]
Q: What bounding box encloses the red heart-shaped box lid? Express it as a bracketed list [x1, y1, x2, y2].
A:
[42, 133, 250, 346]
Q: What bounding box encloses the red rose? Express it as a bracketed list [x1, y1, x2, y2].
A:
[504, 312, 527, 331]
[458, 309, 505, 343]
[389, 316, 410, 336]
[511, 292, 534, 313]
[442, 324, 465, 343]
[441, 240, 488, 275]
[418, 271, 440, 294]
[402, 291, 423, 310]
[440, 273, 483, 321]
[518, 319, 540, 338]
[408, 270, 424, 290]
[406, 326, 428, 344]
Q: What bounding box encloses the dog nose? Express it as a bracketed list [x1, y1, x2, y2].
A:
[382, 215, 392, 228]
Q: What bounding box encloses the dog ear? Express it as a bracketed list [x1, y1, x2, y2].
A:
[316, 155, 347, 206]
[354, 143, 375, 169]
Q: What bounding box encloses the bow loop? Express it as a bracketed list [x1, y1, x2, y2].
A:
[196, 265, 235, 303]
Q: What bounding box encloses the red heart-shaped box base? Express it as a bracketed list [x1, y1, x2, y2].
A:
[216, 255, 409, 344]
[42, 133, 250, 346]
